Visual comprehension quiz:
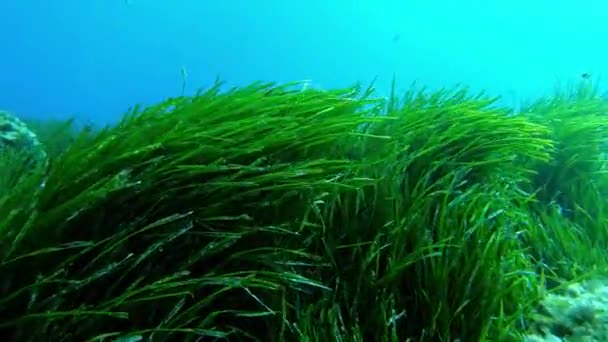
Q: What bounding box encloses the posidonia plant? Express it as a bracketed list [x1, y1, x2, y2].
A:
[1, 80, 607, 342]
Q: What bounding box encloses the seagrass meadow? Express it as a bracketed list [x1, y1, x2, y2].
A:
[1, 79, 608, 342]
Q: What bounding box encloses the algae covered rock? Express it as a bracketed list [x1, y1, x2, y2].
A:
[524, 278, 608, 341]
[0, 110, 47, 166]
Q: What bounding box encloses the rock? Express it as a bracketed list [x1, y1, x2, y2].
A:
[0, 110, 47, 168]
[524, 278, 608, 341]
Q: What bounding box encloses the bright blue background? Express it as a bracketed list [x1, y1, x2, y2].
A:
[0, 0, 606, 125]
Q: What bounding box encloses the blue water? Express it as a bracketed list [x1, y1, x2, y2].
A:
[0, 0, 606, 126]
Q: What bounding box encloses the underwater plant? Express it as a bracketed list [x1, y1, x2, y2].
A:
[1, 79, 608, 342]
[516, 81, 608, 280]
[0, 82, 387, 341]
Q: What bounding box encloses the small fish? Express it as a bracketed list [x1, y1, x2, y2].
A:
[392, 33, 401, 44]
[180, 66, 188, 95]
[300, 80, 311, 92]
[581, 72, 591, 79]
